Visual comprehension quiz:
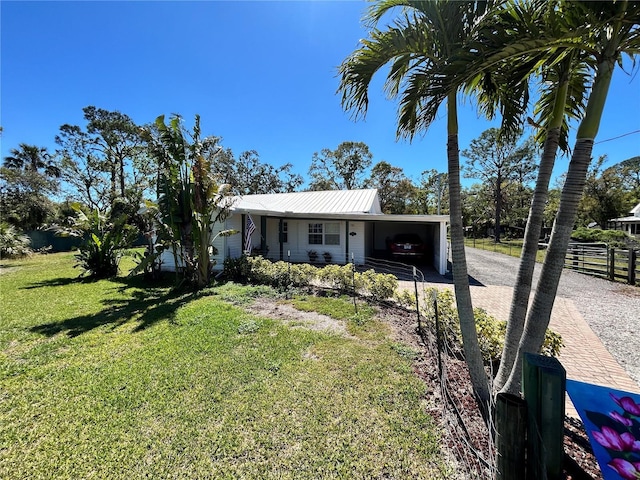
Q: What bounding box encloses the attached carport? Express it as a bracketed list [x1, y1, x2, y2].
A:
[362, 214, 449, 275]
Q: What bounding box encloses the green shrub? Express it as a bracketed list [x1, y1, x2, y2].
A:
[395, 289, 418, 308]
[245, 255, 273, 285]
[404, 288, 563, 365]
[571, 227, 630, 247]
[232, 258, 393, 303]
[289, 263, 319, 287]
[317, 264, 354, 292]
[63, 209, 137, 278]
[268, 261, 292, 290]
[0, 222, 32, 259]
[361, 269, 398, 301]
[222, 255, 252, 283]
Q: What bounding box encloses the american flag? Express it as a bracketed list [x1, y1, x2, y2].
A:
[245, 214, 256, 254]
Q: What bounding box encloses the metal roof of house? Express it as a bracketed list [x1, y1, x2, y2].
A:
[231, 189, 383, 215]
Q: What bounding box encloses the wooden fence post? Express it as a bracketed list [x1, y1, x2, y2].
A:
[609, 247, 615, 281]
[628, 249, 637, 285]
[523, 353, 566, 480]
[495, 393, 527, 480]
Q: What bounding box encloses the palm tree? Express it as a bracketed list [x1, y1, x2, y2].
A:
[501, 0, 640, 394]
[3, 143, 60, 178]
[427, 0, 638, 393]
[467, 0, 594, 391]
[339, 0, 494, 410]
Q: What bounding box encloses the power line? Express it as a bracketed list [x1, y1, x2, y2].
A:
[595, 129, 640, 145]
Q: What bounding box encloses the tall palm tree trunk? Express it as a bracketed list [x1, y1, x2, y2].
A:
[447, 95, 491, 411]
[495, 127, 561, 390]
[501, 54, 615, 394]
[495, 80, 569, 392]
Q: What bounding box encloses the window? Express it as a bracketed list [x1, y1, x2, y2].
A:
[325, 222, 340, 245]
[308, 222, 340, 245]
[282, 221, 288, 243]
[309, 223, 323, 244]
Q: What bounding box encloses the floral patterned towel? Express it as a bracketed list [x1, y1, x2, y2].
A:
[567, 379, 640, 480]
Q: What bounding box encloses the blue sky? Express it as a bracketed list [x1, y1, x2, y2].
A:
[2, 1, 639, 189]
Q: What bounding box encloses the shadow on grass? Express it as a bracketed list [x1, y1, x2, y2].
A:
[22, 276, 92, 289]
[29, 275, 197, 338]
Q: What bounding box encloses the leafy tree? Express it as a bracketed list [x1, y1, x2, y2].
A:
[308, 141, 373, 191]
[577, 156, 629, 228]
[56, 106, 149, 211]
[365, 161, 418, 213]
[609, 156, 640, 204]
[1, 144, 60, 230]
[461, 184, 495, 237]
[211, 148, 303, 195]
[145, 114, 236, 289]
[418, 170, 449, 215]
[500, 181, 534, 234]
[462, 128, 537, 242]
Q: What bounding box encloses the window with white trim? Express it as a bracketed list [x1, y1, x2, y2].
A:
[308, 223, 323, 245]
[325, 222, 340, 245]
[308, 222, 340, 245]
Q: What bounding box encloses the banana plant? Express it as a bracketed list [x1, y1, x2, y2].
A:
[144, 115, 236, 288]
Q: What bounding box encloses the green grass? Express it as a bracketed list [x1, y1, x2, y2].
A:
[0, 253, 447, 479]
[464, 237, 547, 262]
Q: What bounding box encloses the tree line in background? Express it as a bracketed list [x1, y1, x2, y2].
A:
[3, 106, 638, 240]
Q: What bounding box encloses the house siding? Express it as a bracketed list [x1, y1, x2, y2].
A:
[346, 221, 366, 264]
[225, 214, 243, 259]
[159, 219, 228, 272]
[257, 218, 365, 265]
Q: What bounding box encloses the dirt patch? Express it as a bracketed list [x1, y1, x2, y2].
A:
[614, 284, 640, 298]
[245, 297, 351, 336]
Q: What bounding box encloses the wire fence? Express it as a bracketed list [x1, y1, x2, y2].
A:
[359, 258, 497, 479]
[414, 279, 496, 479]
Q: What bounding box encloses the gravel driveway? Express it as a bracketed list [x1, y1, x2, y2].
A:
[462, 247, 640, 385]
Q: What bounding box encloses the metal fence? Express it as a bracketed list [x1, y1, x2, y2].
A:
[564, 243, 638, 285]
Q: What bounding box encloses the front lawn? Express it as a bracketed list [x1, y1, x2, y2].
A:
[0, 253, 447, 479]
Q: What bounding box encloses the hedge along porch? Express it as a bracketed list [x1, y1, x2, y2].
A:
[223, 189, 450, 276]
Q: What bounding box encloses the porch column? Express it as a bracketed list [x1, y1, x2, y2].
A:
[345, 220, 349, 264]
[260, 216, 267, 252]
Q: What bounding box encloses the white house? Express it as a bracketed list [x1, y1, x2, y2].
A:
[163, 189, 450, 275]
[608, 202, 640, 236]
